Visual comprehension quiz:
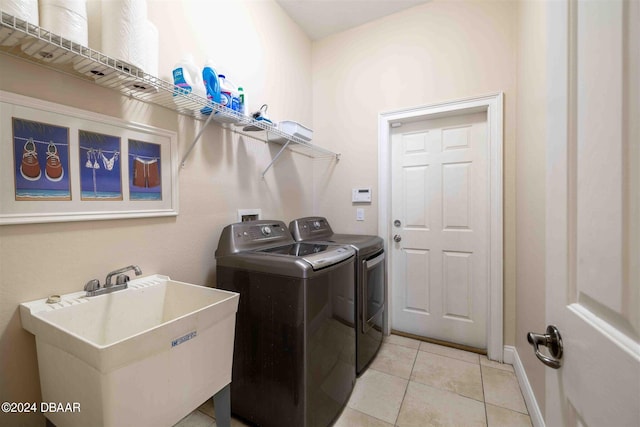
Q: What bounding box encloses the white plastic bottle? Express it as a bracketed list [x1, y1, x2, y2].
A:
[218, 73, 234, 110]
[172, 54, 205, 105]
[189, 62, 206, 100]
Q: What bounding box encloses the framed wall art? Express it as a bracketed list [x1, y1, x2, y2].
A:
[0, 91, 179, 225]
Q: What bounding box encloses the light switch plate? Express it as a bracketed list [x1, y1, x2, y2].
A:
[356, 208, 365, 221]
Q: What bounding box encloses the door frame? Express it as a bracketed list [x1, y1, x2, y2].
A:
[378, 93, 504, 361]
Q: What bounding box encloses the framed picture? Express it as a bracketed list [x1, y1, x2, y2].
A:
[0, 91, 179, 225]
[13, 118, 71, 201]
[79, 130, 123, 201]
[129, 139, 162, 201]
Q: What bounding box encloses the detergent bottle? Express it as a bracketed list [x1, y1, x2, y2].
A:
[172, 54, 205, 108]
[218, 73, 234, 110]
[201, 59, 221, 115]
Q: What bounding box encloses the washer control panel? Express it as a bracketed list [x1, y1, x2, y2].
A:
[216, 220, 295, 256]
[241, 223, 288, 241]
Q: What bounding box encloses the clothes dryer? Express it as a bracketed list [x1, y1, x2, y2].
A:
[289, 217, 385, 375]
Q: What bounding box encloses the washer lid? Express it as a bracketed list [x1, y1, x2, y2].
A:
[259, 243, 355, 270]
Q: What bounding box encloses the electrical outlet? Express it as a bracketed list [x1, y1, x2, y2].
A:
[238, 208, 261, 222]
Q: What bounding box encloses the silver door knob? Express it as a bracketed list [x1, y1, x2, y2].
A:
[393, 234, 402, 242]
[527, 325, 563, 369]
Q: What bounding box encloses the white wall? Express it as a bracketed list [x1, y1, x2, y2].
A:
[515, 0, 548, 417]
[311, 0, 518, 345]
[0, 2, 314, 426]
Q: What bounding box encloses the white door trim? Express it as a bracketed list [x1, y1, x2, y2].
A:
[378, 93, 504, 361]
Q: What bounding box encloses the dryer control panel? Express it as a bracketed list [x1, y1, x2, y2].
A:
[289, 216, 334, 241]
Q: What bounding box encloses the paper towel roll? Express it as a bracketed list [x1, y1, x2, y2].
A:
[101, 0, 147, 72]
[0, 0, 39, 22]
[0, 0, 39, 46]
[39, 0, 88, 45]
[85, 0, 101, 51]
[20, 0, 86, 63]
[144, 20, 158, 77]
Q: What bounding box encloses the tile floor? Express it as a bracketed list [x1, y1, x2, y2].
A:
[174, 334, 532, 427]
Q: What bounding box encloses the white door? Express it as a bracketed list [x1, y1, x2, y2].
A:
[390, 112, 489, 349]
[543, 0, 640, 425]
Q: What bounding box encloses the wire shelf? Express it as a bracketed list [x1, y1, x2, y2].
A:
[0, 10, 340, 171]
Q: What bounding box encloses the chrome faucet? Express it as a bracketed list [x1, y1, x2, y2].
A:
[105, 265, 143, 287]
[84, 265, 143, 297]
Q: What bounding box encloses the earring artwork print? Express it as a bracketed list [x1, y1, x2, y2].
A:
[12, 117, 71, 201]
[79, 130, 122, 201]
[129, 139, 162, 201]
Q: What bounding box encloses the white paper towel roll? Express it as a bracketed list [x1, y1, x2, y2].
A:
[101, 0, 147, 71]
[144, 20, 158, 77]
[39, 0, 88, 45]
[0, 0, 39, 22]
[0, 0, 39, 46]
[20, 0, 86, 63]
[85, 0, 101, 51]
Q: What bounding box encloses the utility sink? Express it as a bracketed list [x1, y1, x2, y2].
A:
[20, 274, 239, 427]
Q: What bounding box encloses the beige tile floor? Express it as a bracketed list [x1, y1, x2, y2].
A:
[174, 334, 532, 427]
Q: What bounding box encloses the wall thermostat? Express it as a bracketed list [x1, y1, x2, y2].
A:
[352, 187, 372, 203]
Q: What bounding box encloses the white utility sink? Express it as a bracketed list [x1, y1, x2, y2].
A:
[20, 274, 239, 427]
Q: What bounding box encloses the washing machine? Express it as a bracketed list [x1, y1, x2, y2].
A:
[215, 220, 356, 427]
[289, 217, 385, 376]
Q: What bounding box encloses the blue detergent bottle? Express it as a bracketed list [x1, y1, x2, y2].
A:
[172, 56, 194, 98]
[172, 54, 205, 110]
[201, 59, 221, 115]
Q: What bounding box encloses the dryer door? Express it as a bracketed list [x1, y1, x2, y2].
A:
[362, 251, 385, 333]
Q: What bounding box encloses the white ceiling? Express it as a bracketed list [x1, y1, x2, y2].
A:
[275, 0, 431, 40]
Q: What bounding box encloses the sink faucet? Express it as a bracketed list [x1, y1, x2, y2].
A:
[105, 265, 143, 287]
[84, 265, 143, 297]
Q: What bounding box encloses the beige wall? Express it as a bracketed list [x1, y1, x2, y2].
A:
[0, 1, 314, 426]
[515, 0, 548, 416]
[311, 0, 518, 345]
[0, 1, 553, 425]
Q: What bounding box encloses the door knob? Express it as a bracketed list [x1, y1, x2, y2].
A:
[527, 325, 563, 369]
[393, 234, 402, 243]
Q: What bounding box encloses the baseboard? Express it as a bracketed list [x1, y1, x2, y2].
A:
[503, 346, 545, 427]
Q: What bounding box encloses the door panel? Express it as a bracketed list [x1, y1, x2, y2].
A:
[405, 249, 430, 313]
[391, 112, 489, 348]
[443, 251, 472, 320]
[442, 125, 471, 151]
[545, 0, 640, 425]
[404, 165, 429, 228]
[442, 162, 471, 230]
